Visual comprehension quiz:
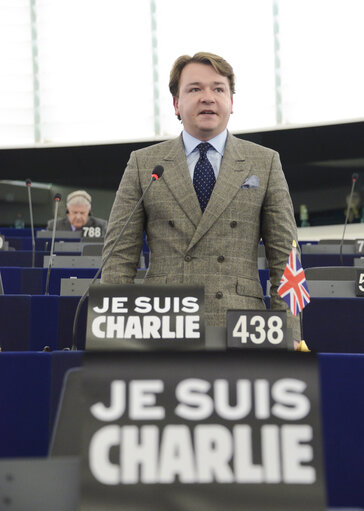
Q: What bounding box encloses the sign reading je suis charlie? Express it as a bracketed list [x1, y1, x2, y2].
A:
[86, 283, 205, 350]
[79, 350, 326, 511]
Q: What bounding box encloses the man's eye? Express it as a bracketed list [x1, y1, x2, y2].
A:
[216, 87, 224, 93]
[190, 88, 200, 92]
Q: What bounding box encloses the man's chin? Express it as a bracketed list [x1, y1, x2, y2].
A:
[195, 124, 217, 136]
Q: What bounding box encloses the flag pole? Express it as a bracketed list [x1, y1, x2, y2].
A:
[277, 238, 311, 351]
[293, 239, 310, 352]
[292, 239, 304, 340]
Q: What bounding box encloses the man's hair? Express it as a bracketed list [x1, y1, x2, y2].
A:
[66, 190, 91, 210]
[169, 52, 235, 98]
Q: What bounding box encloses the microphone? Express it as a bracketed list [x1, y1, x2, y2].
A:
[25, 179, 36, 267]
[151, 165, 164, 180]
[71, 165, 164, 350]
[45, 193, 62, 295]
[339, 172, 359, 265]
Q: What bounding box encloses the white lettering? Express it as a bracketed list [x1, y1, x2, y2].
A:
[234, 425, 263, 482]
[195, 425, 234, 483]
[272, 379, 310, 420]
[88, 422, 316, 485]
[281, 425, 316, 483]
[254, 379, 271, 419]
[142, 315, 161, 338]
[214, 379, 252, 420]
[181, 296, 199, 313]
[91, 380, 126, 421]
[121, 425, 159, 483]
[130, 380, 165, 420]
[106, 316, 125, 338]
[175, 378, 213, 420]
[134, 296, 152, 313]
[184, 315, 200, 338]
[154, 297, 171, 313]
[262, 425, 281, 482]
[159, 425, 196, 483]
[124, 316, 143, 338]
[91, 316, 106, 338]
[89, 425, 119, 485]
[93, 297, 109, 314]
[162, 315, 175, 338]
[111, 297, 128, 313]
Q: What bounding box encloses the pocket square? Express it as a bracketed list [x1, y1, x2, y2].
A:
[241, 175, 259, 189]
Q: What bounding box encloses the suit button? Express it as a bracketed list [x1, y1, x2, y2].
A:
[216, 291, 223, 299]
[185, 255, 192, 262]
[217, 255, 225, 263]
[230, 221, 237, 228]
[168, 220, 175, 227]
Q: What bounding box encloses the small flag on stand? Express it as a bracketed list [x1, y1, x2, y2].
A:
[278, 241, 310, 316]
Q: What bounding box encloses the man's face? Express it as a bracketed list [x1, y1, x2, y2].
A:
[173, 62, 233, 141]
[67, 204, 90, 229]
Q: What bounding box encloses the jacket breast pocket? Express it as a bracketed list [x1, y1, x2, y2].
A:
[143, 274, 167, 284]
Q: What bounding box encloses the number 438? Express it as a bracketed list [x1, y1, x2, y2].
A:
[232, 314, 284, 345]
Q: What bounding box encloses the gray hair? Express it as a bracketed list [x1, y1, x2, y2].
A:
[66, 190, 91, 210]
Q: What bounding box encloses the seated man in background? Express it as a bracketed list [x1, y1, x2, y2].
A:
[47, 190, 107, 237]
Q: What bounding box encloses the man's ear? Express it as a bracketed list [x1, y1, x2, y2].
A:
[173, 96, 179, 117]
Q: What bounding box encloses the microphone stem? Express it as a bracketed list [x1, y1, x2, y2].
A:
[340, 179, 356, 265]
[27, 185, 36, 267]
[45, 200, 60, 295]
[71, 176, 155, 351]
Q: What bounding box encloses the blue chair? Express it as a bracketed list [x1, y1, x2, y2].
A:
[0, 352, 51, 457]
[0, 295, 60, 351]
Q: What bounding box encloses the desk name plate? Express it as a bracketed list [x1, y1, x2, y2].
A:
[227, 310, 287, 350]
[355, 239, 364, 254]
[355, 269, 364, 297]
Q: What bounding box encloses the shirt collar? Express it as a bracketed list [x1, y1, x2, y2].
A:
[182, 130, 228, 157]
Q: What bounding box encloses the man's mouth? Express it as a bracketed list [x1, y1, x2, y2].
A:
[199, 110, 216, 115]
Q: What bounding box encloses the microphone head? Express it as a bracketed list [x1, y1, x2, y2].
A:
[25, 178, 32, 186]
[352, 172, 359, 182]
[152, 165, 164, 180]
[54, 193, 62, 201]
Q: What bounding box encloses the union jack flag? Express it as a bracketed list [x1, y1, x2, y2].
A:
[278, 246, 310, 315]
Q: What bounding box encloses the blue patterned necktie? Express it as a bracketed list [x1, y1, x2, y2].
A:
[193, 142, 216, 212]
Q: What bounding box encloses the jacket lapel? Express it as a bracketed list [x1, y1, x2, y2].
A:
[161, 136, 202, 228]
[187, 133, 252, 251]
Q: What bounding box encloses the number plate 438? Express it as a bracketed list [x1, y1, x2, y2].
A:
[227, 310, 287, 350]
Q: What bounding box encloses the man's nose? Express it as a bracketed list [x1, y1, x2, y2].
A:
[201, 89, 215, 102]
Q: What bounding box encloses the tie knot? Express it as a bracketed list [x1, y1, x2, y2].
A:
[197, 142, 212, 157]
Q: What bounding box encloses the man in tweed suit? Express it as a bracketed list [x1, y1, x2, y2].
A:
[101, 52, 301, 340]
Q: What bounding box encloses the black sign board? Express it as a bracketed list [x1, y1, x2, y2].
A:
[227, 310, 287, 350]
[86, 284, 205, 350]
[79, 350, 326, 511]
[355, 268, 364, 296]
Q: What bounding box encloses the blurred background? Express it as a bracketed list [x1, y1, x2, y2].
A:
[0, 0, 363, 227]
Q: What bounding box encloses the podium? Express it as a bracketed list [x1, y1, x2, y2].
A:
[43, 255, 102, 268]
[305, 266, 357, 298]
[0, 457, 79, 511]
